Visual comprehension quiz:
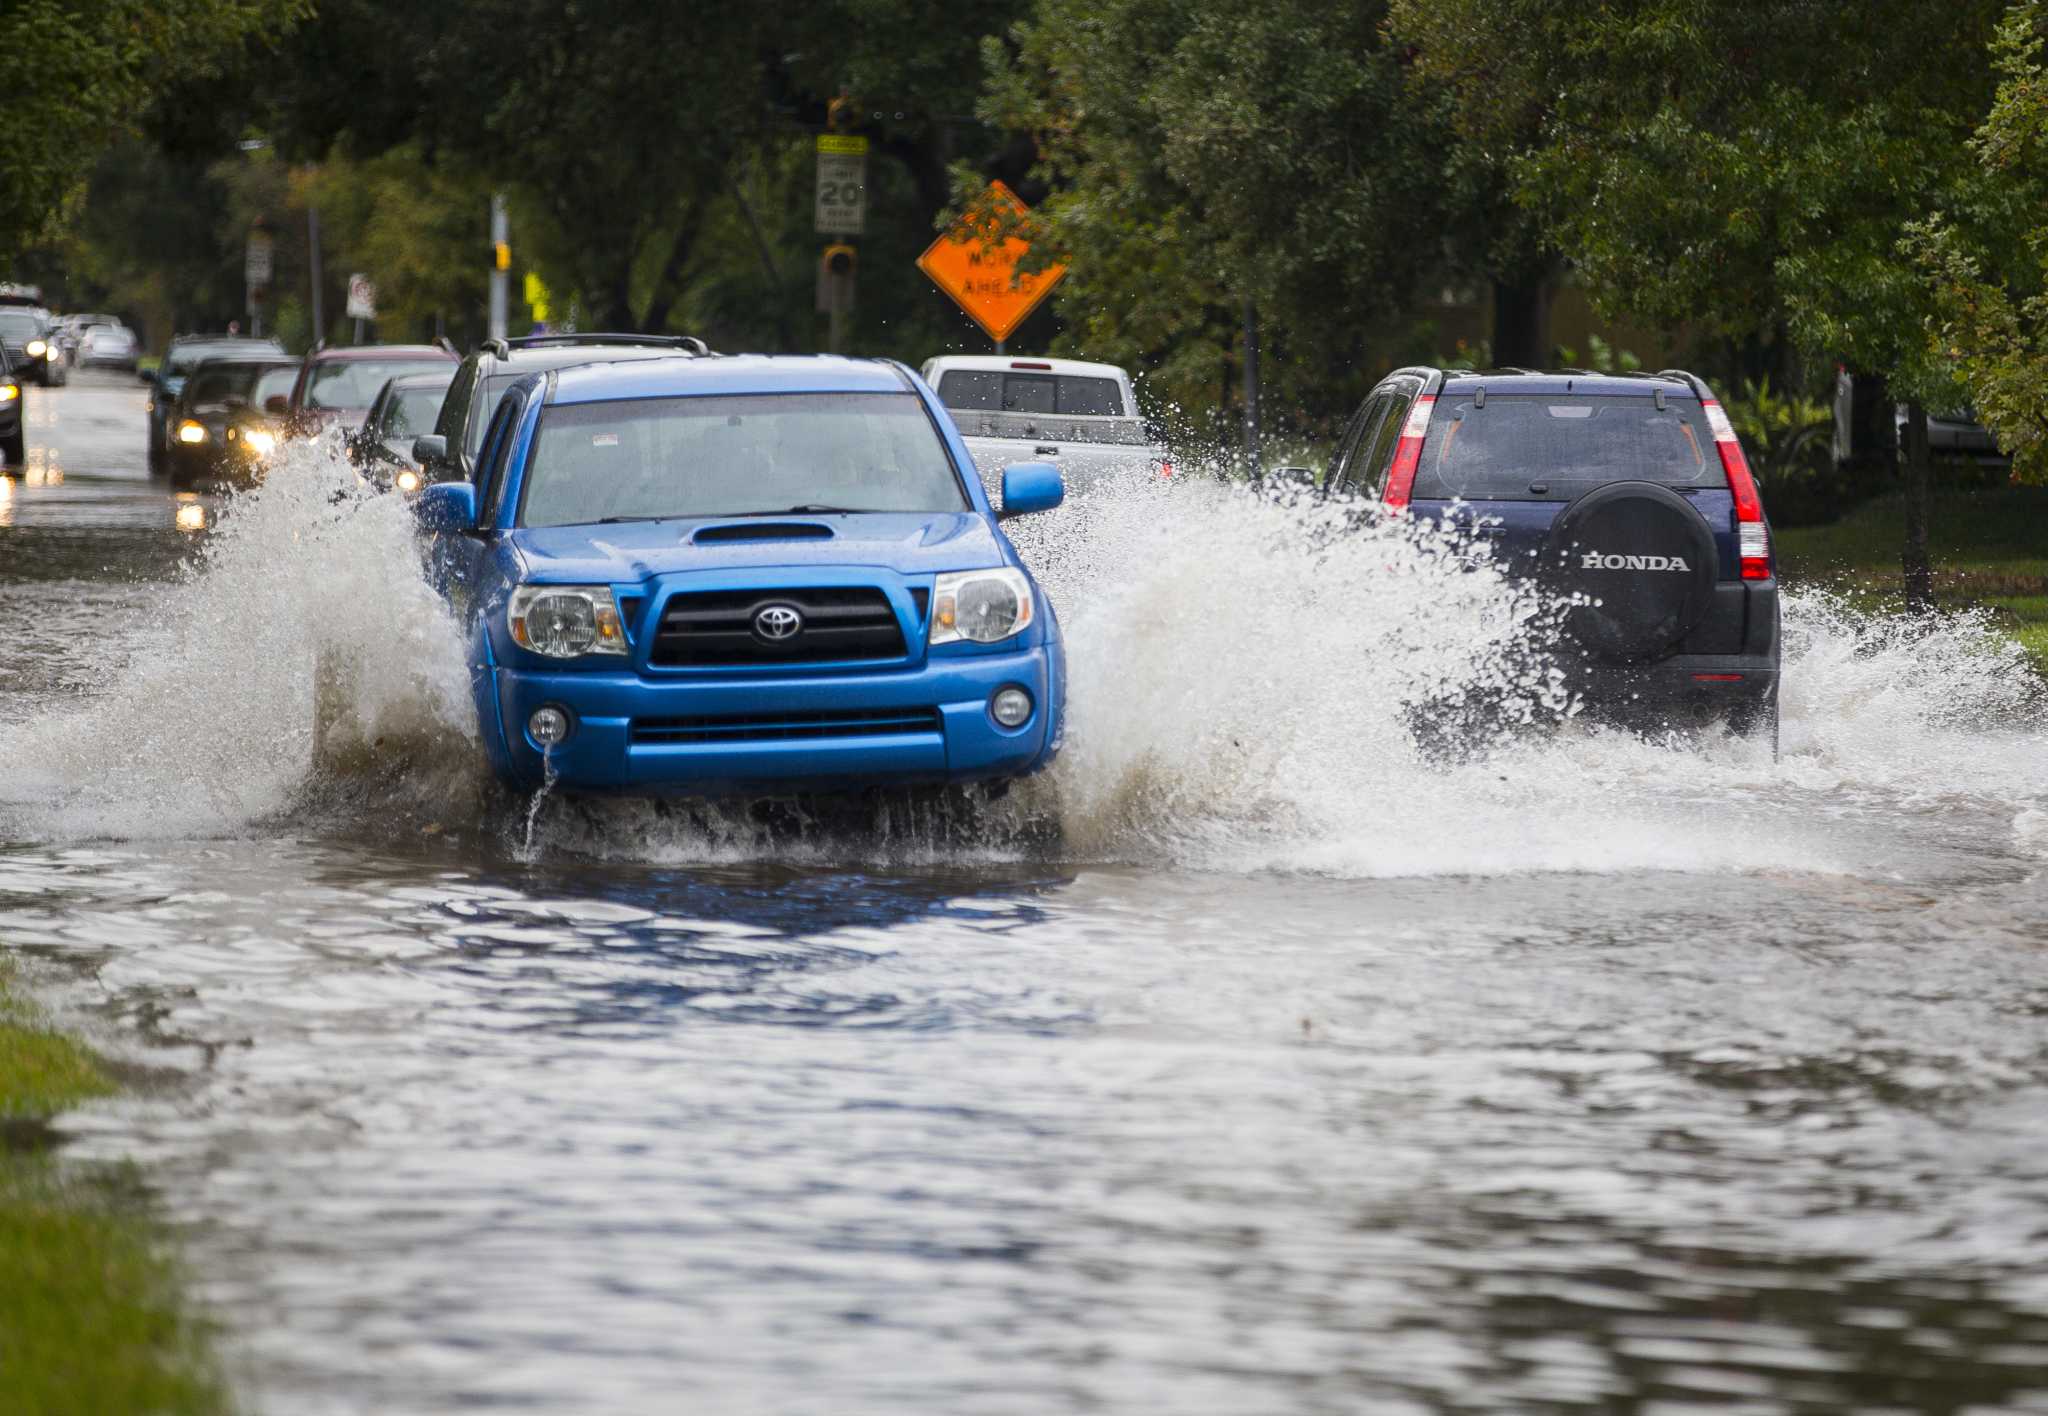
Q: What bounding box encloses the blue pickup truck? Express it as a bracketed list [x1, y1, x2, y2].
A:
[414, 354, 1067, 796]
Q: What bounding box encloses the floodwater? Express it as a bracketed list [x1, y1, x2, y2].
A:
[6, 373, 2048, 1414]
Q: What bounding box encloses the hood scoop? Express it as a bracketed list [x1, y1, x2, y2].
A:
[692, 521, 836, 545]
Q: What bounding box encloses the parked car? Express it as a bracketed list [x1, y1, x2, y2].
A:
[146, 336, 286, 470]
[413, 334, 710, 486]
[1323, 366, 1780, 745]
[285, 342, 458, 436]
[352, 368, 456, 491]
[406, 354, 1067, 796]
[165, 355, 301, 487]
[920, 355, 1170, 493]
[0, 349, 23, 464]
[77, 324, 139, 371]
[0, 307, 63, 387]
[1829, 370, 2008, 468]
[54, 312, 121, 366]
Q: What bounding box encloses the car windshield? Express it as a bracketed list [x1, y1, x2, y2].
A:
[253, 367, 298, 406]
[519, 392, 969, 528]
[186, 363, 293, 407]
[307, 358, 450, 410]
[381, 383, 451, 437]
[0, 312, 42, 340]
[1416, 394, 1716, 500]
[937, 369, 1124, 416]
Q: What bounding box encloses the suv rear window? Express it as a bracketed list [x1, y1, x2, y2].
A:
[1416, 394, 1715, 501]
[937, 370, 1124, 417]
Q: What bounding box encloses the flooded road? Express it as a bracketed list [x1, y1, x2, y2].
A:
[7, 373, 2048, 1413]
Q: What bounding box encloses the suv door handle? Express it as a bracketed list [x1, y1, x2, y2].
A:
[1034, 445, 1059, 455]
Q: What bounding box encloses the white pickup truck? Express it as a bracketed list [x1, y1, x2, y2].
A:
[920, 355, 1171, 494]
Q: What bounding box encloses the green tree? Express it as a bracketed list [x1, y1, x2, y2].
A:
[1389, 0, 2008, 610]
[974, 0, 1545, 450]
[0, 0, 307, 262]
[1912, 1, 2048, 485]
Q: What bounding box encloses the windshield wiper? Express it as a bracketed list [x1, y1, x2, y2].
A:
[595, 515, 674, 525]
[736, 503, 864, 515]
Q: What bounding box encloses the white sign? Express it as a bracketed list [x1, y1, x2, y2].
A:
[815, 135, 868, 236]
[345, 274, 377, 320]
[244, 232, 274, 286]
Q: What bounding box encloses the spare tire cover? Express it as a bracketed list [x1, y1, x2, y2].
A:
[1539, 481, 1718, 662]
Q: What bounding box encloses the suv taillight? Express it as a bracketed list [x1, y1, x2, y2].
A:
[1381, 396, 1436, 510]
[1702, 399, 1770, 579]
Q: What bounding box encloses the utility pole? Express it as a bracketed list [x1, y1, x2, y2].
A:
[1243, 300, 1262, 473]
[307, 205, 324, 342]
[489, 194, 510, 341]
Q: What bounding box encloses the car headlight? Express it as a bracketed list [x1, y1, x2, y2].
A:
[508, 585, 627, 658]
[930, 567, 1035, 645]
[25, 340, 44, 357]
[395, 468, 421, 493]
[176, 420, 207, 444]
[0, 384, 17, 403]
[242, 428, 276, 457]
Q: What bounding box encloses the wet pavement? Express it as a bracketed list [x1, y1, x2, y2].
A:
[5, 373, 2048, 1414]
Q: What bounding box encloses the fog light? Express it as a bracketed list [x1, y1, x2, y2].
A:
[990, 686, 1033, 728]
[528, 706, 572, 746]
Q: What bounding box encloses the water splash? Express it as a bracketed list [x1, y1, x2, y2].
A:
[0, 434, 478, 840]
[4, 453, 2042, 878]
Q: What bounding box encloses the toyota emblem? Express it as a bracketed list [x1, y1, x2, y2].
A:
[753, 604, 803, 641]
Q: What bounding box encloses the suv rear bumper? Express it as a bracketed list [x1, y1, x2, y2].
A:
[485, 645, 1062, 795]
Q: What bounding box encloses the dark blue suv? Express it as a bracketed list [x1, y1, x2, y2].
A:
[1326, 367, 1779, 742]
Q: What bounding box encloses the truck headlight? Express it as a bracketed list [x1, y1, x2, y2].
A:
[176, 420, 207, 444]
[930, 568, 1035, 645]
[25, 340, 44, 358]
[241, 428, 277, 457]
[509, 585, 627, 658]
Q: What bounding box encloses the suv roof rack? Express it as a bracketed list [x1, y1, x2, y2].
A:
[504, 333, 712, 356]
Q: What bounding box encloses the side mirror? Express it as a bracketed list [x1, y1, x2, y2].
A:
[998, 460, 1064, 520]
[263, 394, 289, 416]
[412, 434, 449, 466]
[414, 480, 478, 531]
[139, 369, 158, 387]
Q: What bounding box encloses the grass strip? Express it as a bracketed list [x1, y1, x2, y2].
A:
[0, 958, 229, 1416]
[1775, 487, 2048, 674]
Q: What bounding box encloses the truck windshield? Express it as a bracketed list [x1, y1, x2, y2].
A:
[519, 392, 969, 528]
[1416, 395, 1716, 500]
[0, 312, 41, 340]
[937, 370, 1124, 417]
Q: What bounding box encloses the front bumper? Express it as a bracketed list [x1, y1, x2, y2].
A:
[486, 645, 1061, 795]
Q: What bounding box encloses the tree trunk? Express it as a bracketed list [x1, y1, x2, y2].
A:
[1492, 276, 1552, 369]
[1900, 400, 1934, 614]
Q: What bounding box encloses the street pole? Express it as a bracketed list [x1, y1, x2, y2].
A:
[308, 205, 324, 343]
[1242, 300, 1261, 473]
[489, 194, 509, 341]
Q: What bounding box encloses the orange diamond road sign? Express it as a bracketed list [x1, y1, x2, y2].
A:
[916, 181, 1067, 344]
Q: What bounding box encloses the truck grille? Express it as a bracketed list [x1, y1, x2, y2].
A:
[650, 587, 906, 667]
[630, 707, 941, 744]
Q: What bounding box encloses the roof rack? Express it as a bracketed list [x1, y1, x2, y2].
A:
[505, 333, 712, 356]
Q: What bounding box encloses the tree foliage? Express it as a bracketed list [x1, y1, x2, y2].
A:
[0, 0, 307, 263]
[1912, 0, 2048, 483]
[1390, 0, 2004, 397]
[977, 0, 1531, 438]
